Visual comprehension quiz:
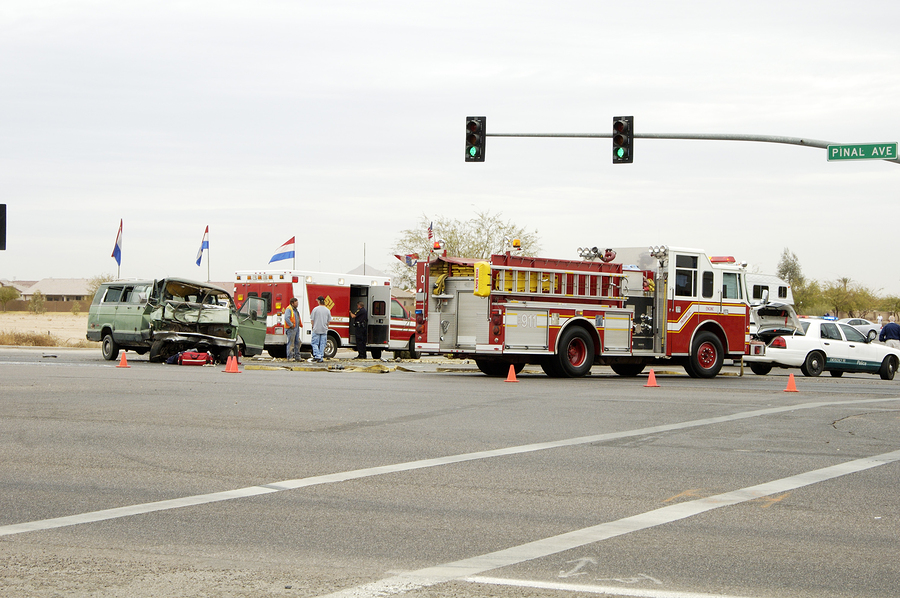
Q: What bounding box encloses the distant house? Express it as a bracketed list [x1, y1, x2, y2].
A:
[0, 279, 37, 296]
[6, 278, 92, 302]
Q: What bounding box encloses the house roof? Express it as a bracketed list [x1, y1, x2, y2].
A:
[23, 278, 91, 296]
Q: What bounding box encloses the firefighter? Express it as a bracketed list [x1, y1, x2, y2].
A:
[283, 297, 301, 361]
[351, 301, 368, 359]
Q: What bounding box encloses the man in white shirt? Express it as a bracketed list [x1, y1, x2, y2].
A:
[309, 295, 332, 362]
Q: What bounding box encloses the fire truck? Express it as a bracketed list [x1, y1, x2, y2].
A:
[413, 245, 751, 378]
[233, 270, 393, 359]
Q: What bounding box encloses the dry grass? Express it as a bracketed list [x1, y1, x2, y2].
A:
[0, 330, 96, 348]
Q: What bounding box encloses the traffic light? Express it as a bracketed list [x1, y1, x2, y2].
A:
[612, 116, 633, 164]
[465, 116, 486, 162]
[0, 204, 6, 250]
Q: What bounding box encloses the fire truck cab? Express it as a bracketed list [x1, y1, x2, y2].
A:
[413, 246, 750, 378]
[234, 270, 392, 359]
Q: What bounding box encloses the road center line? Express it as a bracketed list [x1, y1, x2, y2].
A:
[320, 448, 900, 597]
[1, 397, 898, 538]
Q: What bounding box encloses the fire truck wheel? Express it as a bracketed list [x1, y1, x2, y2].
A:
[610, 363, 645, 377]
[555, 327, 595, 377]
[800, 351, 824, 377]
[540, 358, 563, 377]
[689, 332, 723, 378]
[748, 362, 772, 376]
[475, 360, 520, 376]
[324, 334, 339, 360]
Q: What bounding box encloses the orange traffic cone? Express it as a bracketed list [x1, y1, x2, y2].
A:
[644, 369, 659, 387]
[116, 352, 130, 368]
[784, 373, 798, 392]
[223, 355, 241, 373]
[505, 364, 519, 382]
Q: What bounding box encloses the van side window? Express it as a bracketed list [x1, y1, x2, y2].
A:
[103, 286, 123, 303]
[778, 286, 788, 299]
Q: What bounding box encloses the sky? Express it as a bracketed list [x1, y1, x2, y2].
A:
[2, 1, 899, 294]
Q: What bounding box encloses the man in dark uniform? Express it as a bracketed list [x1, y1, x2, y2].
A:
[351, 301, 368, 359]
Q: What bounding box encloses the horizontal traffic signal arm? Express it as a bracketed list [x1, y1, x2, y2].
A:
[480, 131, 900, 165]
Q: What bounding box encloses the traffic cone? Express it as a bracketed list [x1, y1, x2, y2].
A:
[644, 369, 659, 387]
[223, 355, 241, 374]
[784, 373, 798, 392]
[116, 352, 130, 368]
[505, 364, 519, 382]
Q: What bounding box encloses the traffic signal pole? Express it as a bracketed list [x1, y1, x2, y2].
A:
[481, 131, 900, 165]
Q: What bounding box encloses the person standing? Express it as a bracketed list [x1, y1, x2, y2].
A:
[878, 315, 900, 349]
[309, 295, 332, 362]
[283, 297, 301, 361]
[351, 301, 368, 359]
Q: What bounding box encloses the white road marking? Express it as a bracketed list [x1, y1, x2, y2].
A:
[466, 575, 755, 598]
[318, 449, 900, 597]
[1, 397, 898, 539]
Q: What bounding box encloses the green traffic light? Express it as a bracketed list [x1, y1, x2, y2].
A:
[616, 147, 625, 158]
[469, 146, 478, 157]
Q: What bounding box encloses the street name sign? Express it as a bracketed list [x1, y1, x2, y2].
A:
[827, 143, 897, 161]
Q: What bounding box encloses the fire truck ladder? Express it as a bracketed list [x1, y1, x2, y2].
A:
[491, 266, 627, 303]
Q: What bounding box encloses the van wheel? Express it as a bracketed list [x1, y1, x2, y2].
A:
[371, 349, 383, 359]
[101, 333, 119, 361]
[149, 340, 174, 363]
[324, 334, 339, 359]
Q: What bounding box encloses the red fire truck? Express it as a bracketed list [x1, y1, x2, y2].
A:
[413, 246, 751, 378]
[233, 270, 393, 359]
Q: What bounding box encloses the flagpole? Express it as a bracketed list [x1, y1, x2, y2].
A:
[207, 228, 211, 282]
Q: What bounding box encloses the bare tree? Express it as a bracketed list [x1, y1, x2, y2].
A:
[390, 211, 541, 290]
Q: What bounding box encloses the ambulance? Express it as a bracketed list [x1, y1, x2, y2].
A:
[233, 270, 391, 359]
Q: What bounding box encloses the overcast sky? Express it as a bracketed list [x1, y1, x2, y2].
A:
[2, 1, 899, 295]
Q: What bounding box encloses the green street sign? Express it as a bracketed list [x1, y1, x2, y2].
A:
[827, 143, 897, 161]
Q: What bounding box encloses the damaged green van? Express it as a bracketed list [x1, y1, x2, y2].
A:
[86, 278, 266, 363]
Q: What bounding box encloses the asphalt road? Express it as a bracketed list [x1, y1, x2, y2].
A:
[1, 347, 898, 598]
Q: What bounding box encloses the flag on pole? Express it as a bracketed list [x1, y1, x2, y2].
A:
[394, 253, 419, 267]
[269, 237, 296, 263]
[111, 219, 123, 266]
[427, 221, 433, 241]
[195, 226, 209, 266]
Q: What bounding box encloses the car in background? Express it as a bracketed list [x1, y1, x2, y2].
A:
[745, 315, 900, 379]
[87, 278, 267, 363]
[838, 317, 881, 341]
